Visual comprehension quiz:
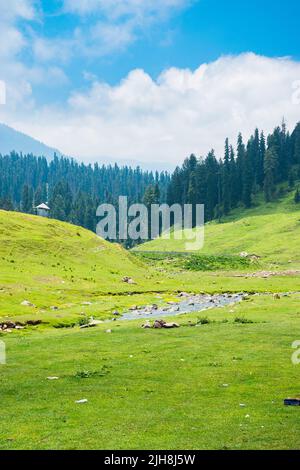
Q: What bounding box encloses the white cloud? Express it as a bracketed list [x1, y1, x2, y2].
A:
[0, 1, 36, 59]
[63, 0, 192, 19]
[0, 0, 36, 21]
[58, 0, 193, 57]
[3, 53, 300, 169]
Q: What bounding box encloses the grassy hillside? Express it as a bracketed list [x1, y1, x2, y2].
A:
[136, 188, 300, 265]
[0, 210, 164, 325]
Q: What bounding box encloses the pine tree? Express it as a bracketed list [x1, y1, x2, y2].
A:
[21, 184, 33, 213]
[51, 194, 66, 221]
[288, 169, 296, 189]
[236, 133, 245, 199]
[291, 122, 300, 164]
[205, 150, 219, 220]
[222, 138, 231, 214]
[258, 132, 266, 187]
[294, 188, 300, 204]
[34, 186, 43, 207]
[242, 144, 253, 208]
[264, 148, 278, 202]
[229, 145, 238, 208]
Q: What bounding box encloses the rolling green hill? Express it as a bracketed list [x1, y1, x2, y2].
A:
[136, 188, 300, 266]
[0, 210, 164, 325]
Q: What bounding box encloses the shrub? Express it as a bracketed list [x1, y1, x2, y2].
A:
[234, 317, 254, 324]
[197, 316, 211, 325]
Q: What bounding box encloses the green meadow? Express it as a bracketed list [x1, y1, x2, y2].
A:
[1, 188, 300, 450]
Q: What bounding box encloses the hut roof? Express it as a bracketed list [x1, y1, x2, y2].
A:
[36, 203, 50, 211]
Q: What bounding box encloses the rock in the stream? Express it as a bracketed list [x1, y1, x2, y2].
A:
[113, 310, 120, 316]
[170, 306, 180, 312]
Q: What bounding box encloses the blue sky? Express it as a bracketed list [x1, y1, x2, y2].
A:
[23, 0, 300, 103]
[1, 0, 300, 167]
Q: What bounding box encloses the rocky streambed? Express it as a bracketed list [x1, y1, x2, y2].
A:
[120, 292, 245, 321]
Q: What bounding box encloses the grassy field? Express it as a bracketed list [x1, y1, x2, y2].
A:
[135, 187, 300, 266]
[1, 189, 300, 450]
[1, 293, 300, 450]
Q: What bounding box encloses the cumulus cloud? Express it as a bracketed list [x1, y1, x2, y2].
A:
[3, 53, 300, 168]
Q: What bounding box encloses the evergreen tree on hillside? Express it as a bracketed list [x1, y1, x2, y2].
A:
[288, 168, 296, 189]
[205, 150, 219, 220]
[229, 145, 239, 208]
[264, 148, 278, 202]
[34, 186, 44, 207]
[294, 188, 300, 204]
[291, 122, 300, 164]
[0, 196, 14, 211]
[253, 129, 261, 188]
[267, 128, 281, 182]
[236, 133, 245, 199]
[21, 184, 33, 213]
[167, 167, 182, 205]
[51, 194, 66, 221]
[222, 138, 231, 215]
[242, 143, 253, 208]
[258, 131, 266, 187]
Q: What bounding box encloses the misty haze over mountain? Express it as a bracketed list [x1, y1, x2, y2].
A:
[0, 123, 173, 171]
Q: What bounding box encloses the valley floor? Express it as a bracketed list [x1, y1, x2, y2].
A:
[1, 292, 300, 450]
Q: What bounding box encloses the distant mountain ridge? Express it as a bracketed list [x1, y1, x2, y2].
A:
[0, 123, 173, 171]
[0, 123, 62, 160]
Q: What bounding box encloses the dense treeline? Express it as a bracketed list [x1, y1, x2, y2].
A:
[0, 153, 170, 235]
[1, 119, 300, 241]
[167, 121, 300, 223]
